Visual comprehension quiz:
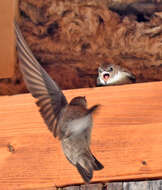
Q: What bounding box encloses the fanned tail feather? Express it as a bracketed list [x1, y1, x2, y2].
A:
[76, 152, 103, 183]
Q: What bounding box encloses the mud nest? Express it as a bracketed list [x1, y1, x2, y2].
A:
[0, 0, 162, 95]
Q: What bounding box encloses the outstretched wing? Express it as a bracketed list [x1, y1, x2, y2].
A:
[15, 21, 67, 136]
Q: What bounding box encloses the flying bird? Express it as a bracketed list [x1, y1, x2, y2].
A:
[15, 21, 103, 183]
[97, 63, 136, 86]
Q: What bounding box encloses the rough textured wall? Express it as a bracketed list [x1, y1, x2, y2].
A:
[0, 0, 162, 95]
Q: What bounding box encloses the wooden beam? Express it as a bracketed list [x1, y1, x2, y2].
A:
[0, 1, 15, 78]
[61, 181, 162, 190]
[0, 82, 162, 189]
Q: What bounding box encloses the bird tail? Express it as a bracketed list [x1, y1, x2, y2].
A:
[127, 74, 136, 83]
[76, 151, 104, 183]
[87, 104, 100, 115]
[123, 71, 136, 83]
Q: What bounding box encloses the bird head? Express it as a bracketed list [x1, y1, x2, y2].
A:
[69, 96, 87, 107]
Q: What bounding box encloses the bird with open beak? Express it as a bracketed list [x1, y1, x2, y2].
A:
[97, 63, 136, 86]
[15, 21, 103, 183]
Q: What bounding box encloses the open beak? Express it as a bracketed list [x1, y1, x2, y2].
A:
[102, 72, 110, 82]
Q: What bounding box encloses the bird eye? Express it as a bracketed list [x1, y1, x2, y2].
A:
[109, 67, 113, 72]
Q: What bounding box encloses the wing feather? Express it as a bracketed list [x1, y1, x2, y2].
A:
[15, 21, 67, 136]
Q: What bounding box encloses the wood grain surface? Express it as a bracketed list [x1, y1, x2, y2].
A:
[0, 81, 162, 189]
[0, 1, 15, 78]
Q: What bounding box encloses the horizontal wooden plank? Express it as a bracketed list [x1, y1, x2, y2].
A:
[62, 183, 103, 190]
[0, 81, 162, 189]
[0, 1, 15, 78]
[61, 180, 162, 190]
[123, 180, 162, 190]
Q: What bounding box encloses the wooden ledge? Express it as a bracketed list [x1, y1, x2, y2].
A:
[0, 81, 162, 189]
[0, 1, 15, 78]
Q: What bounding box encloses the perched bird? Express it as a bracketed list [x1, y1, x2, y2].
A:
[97, 63, 136, 86]
[15, 21, 103, 183]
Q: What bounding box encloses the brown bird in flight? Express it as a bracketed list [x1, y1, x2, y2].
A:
[15, 21, 103, 183]
[97, 63, 136, 86]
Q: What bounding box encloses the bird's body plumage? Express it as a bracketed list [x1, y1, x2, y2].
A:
[15, 21, 103, 183]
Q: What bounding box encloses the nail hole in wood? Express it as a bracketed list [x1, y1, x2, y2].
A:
[142, 160, 147, 165]
[7, 144, 15, 153]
